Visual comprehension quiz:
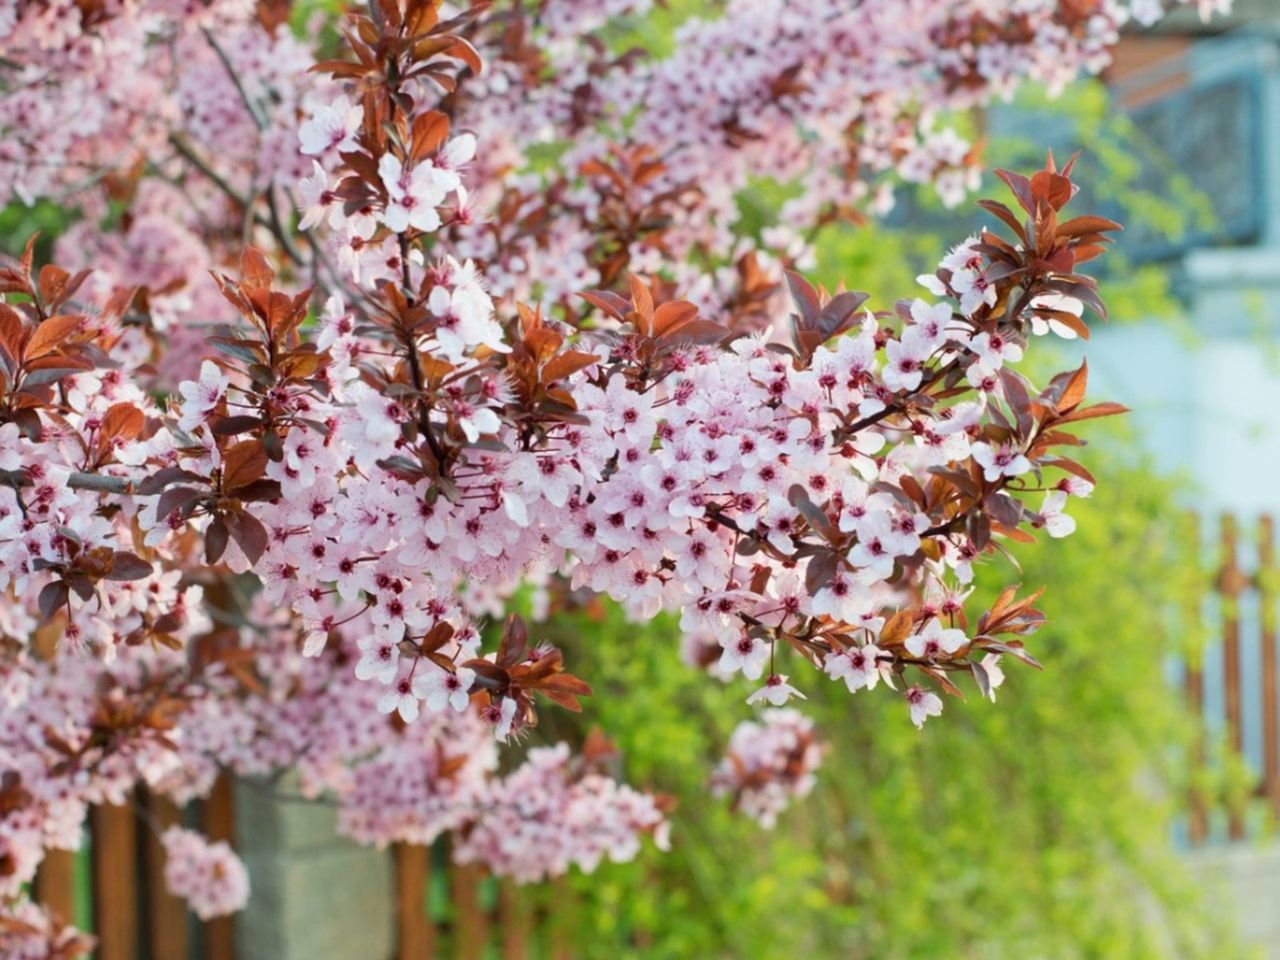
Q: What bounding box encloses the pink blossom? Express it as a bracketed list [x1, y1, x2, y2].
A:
[906, 684, 944, 729]
[905, 619, 968, 660]
[298, 98, 362, 156]
[378, 154, 448, 234]
[746, 673, 805, 706]
[712, 710, 823, 828]
[161, 827, 250, 921]
[416, 665, 476, 713]
[176, 361, 229, 433]
[972, 441, 1032, 482]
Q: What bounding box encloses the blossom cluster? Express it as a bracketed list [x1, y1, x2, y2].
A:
[1, 0, 1225, 341]
[711, 710, 824, 829]
[1, 0, 335, 389]
[454, 742, 670, 883]
[439, 0, 1228, 311]
[0, 897, 94, 960]
[0, 0, 1218, 944]
[160, 827, 251, 921]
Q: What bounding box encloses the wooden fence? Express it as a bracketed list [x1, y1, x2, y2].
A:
[391, 845, 574, 960]
[1186, 513, 1280, 844]
[32, 779, 235, 960]
[32, 780, 571, 960]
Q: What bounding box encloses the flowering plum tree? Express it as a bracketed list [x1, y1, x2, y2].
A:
[0, 0, 1224, 949]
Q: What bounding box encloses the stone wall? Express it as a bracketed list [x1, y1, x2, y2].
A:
[233, 781, 394, 960]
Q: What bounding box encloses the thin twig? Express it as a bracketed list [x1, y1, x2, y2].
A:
[202, 28, 268, 132]
[167, 133, 251, 209]
[266, 186, 306, 266]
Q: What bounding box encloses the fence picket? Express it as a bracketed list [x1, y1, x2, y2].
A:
[33, 848, 78, 929]
[91, 802, 139, 960]
[395, 843, 435, 959]
[142, 791, 189, 959]
[202, 776, 236, 960]
[499, 879, 530, 960]
[451, 860, 489, 959]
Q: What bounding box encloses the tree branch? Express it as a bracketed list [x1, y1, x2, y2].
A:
[1, 469, 135, 495]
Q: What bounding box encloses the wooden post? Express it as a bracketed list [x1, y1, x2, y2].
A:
[395, 843, 435, 960]
[203, 775, 236, 960]
[499, 880, 530, 960]
[30, 607, 85, 928]
[33, 849, 79, 926]
[1261, 515, 1280, 820]
[142, 791, 190, 959]
[91, 802, 139, 960]
[451, 861, 488, 960]
[1219, 514, 1246, 839]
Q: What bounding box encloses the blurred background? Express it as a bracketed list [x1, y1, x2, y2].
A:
[9, 2, 1280, 959]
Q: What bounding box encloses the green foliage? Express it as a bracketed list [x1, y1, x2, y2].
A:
[998, 82, 1214, 243]
[525, 443, 1236, 959]
[986, 81, 1207, 334]
[0, 199, 73, 259]
[735, 78, 1205, 332]
[598, 0, 708, 58]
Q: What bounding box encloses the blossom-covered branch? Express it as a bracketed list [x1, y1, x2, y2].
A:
[0, 0, 1222, 946]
